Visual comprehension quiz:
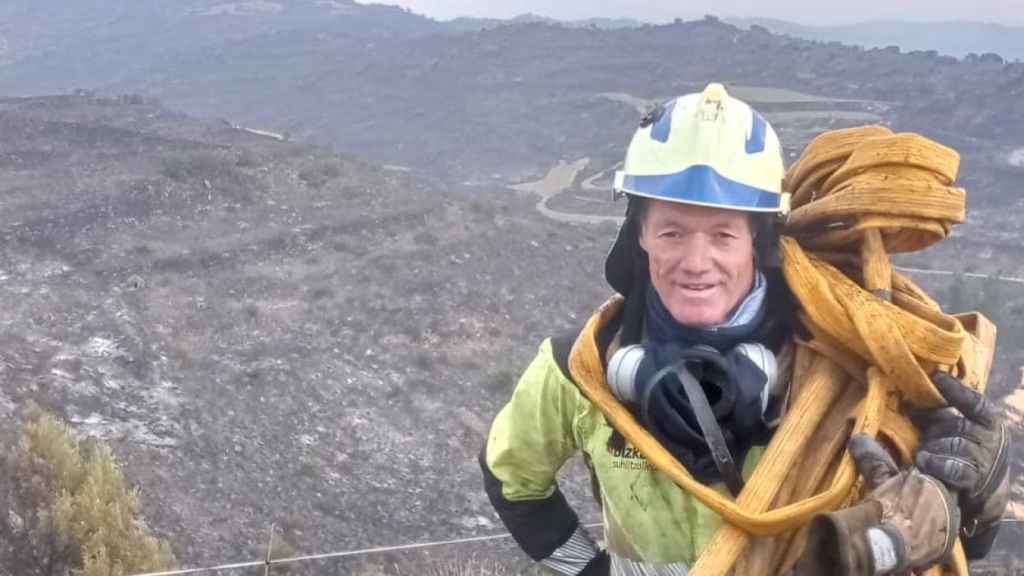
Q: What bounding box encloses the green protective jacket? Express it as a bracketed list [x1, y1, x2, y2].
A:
[483, 335, 766, 571]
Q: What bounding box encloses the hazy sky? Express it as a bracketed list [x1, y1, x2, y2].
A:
[378, 0, 1024, 26]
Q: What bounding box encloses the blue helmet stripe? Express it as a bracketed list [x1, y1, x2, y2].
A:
[650, 100, 677, 143]
[619, 165, 780, 211]
[746, 111, 767, 154]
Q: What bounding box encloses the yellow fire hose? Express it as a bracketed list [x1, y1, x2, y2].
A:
[567, 126, 997, 575]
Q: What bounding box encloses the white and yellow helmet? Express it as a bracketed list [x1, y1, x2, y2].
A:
[606, 83, 787, 296]
[613, 82, 788, 213]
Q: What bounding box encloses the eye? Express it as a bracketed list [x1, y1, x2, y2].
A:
[716, 231, 738, 240]
[657, 230, 681, 240]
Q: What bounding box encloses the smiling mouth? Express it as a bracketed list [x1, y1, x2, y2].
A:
[676, 283, 717, 293]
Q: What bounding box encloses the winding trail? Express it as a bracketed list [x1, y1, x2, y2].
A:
[580, 161, 621, 192]
[511, 158, 623, 225]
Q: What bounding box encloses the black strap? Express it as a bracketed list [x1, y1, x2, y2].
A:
[551, 331, 576, 383]
[665, 361, 745, 497]
[552, 308, 625, 384]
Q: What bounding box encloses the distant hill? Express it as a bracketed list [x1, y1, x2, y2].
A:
[0, 0, 440, 95]
[2, 6, 1023, 208]
[3, 7, 1023, 183]
[727, 18, 1024, 61]
[80, 16, 1024, 197]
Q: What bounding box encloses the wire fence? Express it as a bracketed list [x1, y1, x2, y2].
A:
[129, 519, 1024, 576]
[129, 523, 605, 576]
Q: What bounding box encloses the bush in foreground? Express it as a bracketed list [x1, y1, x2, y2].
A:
[1, 404, 175, 576]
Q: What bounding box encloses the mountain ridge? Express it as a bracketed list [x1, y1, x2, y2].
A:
[726, 17, 1024, 61]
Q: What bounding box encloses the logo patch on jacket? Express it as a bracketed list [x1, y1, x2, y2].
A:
[607, 430, 656, 471]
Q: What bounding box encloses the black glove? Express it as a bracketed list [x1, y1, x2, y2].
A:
[914, 371, 1011, 558]
[793, 435, 960, 576]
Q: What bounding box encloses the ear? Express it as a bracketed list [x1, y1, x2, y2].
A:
[752, 213, 782, 269]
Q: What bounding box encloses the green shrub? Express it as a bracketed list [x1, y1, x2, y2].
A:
[2, 404, 176, 576]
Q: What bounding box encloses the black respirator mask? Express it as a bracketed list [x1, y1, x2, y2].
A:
[606, 341, 782, 496]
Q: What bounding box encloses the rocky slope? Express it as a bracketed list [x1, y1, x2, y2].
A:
[0, 94, 609, 573]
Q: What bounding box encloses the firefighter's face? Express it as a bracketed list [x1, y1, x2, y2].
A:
[639, 199, 756, 327]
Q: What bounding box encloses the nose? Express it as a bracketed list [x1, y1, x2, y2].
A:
[676, 234, 713, 276]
